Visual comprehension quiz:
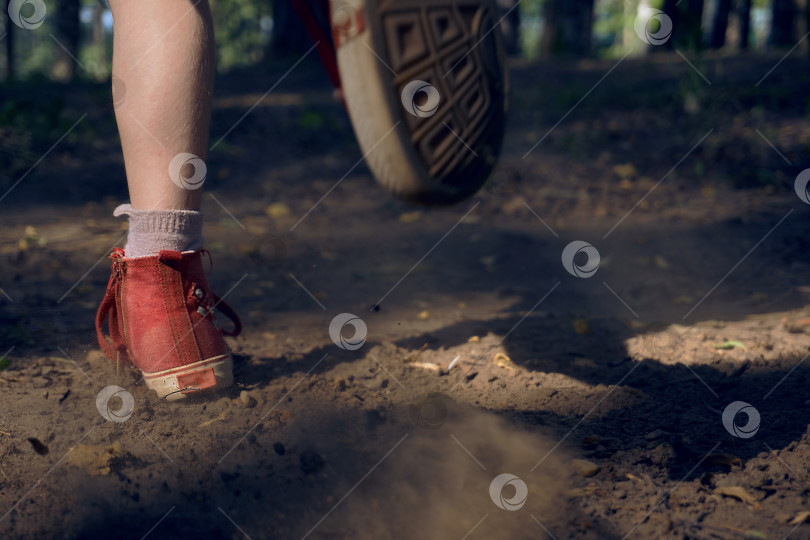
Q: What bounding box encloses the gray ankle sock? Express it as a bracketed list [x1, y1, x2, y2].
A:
[114, 204, 204, 258]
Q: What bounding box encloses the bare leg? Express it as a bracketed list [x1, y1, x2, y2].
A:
[108, 0, 215, 210]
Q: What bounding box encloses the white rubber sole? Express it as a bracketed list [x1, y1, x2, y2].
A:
[142, 354, 233, 401]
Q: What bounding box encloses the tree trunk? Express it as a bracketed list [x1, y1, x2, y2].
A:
[52, 0, 81, 81]
[498, 0, 521, 56]
[681, 0, 705, 50]
[92, 3, 105, 52]
[269, 0, 312, 57]
[657, 0, 702, 51]
[738, 0, 752, 49]
[803, 0, 810, 55]
[770, 0, 797, 47]
[710, 0, 732, 48]
[660, 0, 681, 50]
[1, 0, 14, 80]
[540, 0, 595, 57]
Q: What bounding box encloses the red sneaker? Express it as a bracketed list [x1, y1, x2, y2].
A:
[95, 248, 241, 400]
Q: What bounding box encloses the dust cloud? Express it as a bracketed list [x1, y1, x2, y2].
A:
[311, 394, 572, 539]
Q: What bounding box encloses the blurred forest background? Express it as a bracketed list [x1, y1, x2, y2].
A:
[0, 0, 804, 83]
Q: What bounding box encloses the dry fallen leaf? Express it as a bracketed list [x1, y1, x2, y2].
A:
[573, 319, 589, 334]
[612, 163, 638, 179]
[409, 362, 440, 372]
[654, 255, 670, 270]
[789, 511, 810, 525]
[398, 211, 422, 223]
[715, 485, 761, 509]
[199, 409, 228, 427]
[493, 352, 514, 370]
[566, 484, 600, 497]
[265, 202, 290, 219]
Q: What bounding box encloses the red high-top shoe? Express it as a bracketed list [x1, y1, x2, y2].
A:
[95, 248, 241, 400]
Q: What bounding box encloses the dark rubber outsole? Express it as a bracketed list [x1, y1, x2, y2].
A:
[335, 0, 508, 205]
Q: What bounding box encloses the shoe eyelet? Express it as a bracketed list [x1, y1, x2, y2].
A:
[194, 288, 205, 299]
[197, 306, 207, 317]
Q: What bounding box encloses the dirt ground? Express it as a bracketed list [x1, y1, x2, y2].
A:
[3, 51, 810, 539]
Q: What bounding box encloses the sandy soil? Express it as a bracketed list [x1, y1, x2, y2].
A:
[2, 52, 810, 539]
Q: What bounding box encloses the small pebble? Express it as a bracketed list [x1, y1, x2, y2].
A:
[239, 390, 254, 408]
